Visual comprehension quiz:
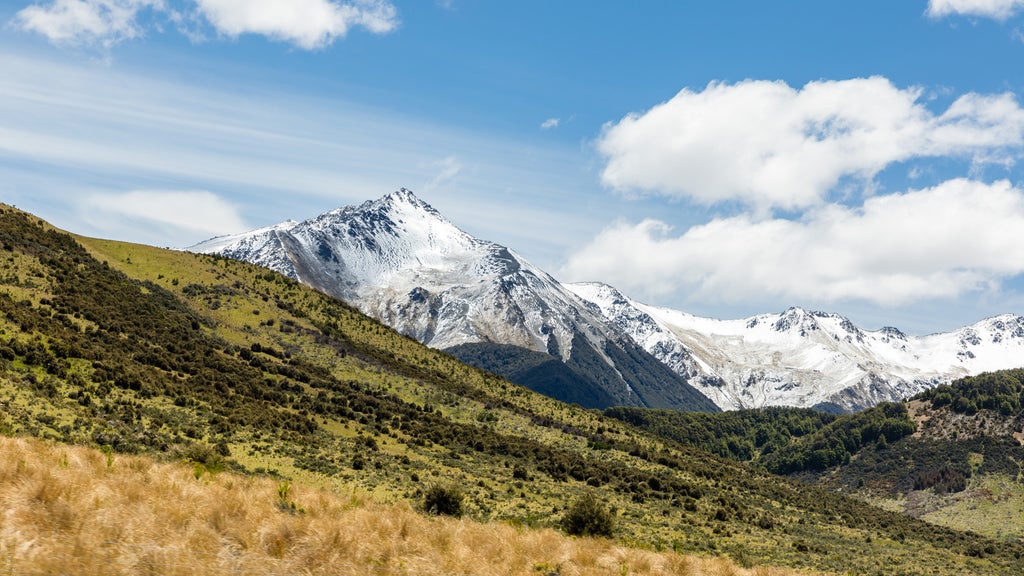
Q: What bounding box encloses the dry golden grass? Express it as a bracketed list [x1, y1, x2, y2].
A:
[0, 436, 817, 576]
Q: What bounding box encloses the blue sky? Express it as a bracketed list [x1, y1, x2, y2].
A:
[3, 0, 1024, 334]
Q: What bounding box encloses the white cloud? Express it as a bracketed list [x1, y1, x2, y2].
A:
[84, 190, 249, 242]
[13, 0, 397, 50]
[927, 0, 1024, 19]
[597, 77, 1024, 213]
[13, 0, 163, 48]
[561, 179, 1024, 307]
[193, 0, 397, 48]
[540, 117, 560, 130]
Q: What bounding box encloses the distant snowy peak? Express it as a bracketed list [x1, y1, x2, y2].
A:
[565, 283, 709, 383]
[292, 188, 492, 284]
[735, 307, 865, 344]
[192, 189, 529, 344]
[567, 283, 1024, 412]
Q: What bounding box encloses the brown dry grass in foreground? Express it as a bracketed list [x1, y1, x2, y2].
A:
[0, 436, 818, 576]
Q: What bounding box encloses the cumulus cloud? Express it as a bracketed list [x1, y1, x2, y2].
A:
[85, 190, 249, 240]
[12, 0, 397, 49]
[12, 0, 164, 48]
[597, 77, 1024, 213]
[927, 0, 1024, 19]
[562, 179, 1024, 307]
[194, 0, 397, 49]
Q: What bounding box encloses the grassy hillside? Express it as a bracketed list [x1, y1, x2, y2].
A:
[1, 204, 1022, 574]
[0, 435, 803, 576]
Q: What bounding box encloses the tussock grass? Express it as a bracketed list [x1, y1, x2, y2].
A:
[0, 436, 810, 576]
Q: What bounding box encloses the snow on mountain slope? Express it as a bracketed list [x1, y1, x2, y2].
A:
[194, 189, 576, 352]
[566, 282, 1024, 412]
[190, 189, 717, 411]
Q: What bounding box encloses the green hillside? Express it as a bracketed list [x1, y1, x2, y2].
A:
[1, 204, 1022, 574]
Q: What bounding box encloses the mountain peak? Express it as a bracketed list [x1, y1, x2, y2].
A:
[772, 306, 820, 334]
[377, 187, 442, 217]
[311, 188, 445, 229]
[385, 186, 424, 204]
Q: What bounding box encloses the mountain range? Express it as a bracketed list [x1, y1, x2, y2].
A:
[192, 189, 1024, 412]
[568, 282, 1024, 412]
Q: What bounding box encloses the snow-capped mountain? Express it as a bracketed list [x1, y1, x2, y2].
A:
[566, 282, 1024, 412]
[190, 189, 717, 412]
[192, 189, 1024, 413]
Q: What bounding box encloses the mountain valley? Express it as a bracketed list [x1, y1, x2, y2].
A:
[2, 204, 1023, 574]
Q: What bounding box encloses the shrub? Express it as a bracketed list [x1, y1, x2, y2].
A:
[561, 492, 614, 538]
[423, 483, 464, 517]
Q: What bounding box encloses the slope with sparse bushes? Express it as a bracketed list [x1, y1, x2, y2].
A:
[0, 204, 1022, 575]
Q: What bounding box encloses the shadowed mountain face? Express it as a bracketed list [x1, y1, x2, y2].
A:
[191, 189, 717, 412]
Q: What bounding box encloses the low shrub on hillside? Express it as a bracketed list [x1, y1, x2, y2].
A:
[423, 483, 464, 517]
[561, 492, 615, 538]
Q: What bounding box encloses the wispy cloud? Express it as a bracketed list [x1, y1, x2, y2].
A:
[598, 77, 1024, 214]
[0, 50, 593, 262]
[420, 155, 462, 192]
[11, 0, 398, 50]
[83, 190, 249, 242]
[540, 117, 560, 130]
